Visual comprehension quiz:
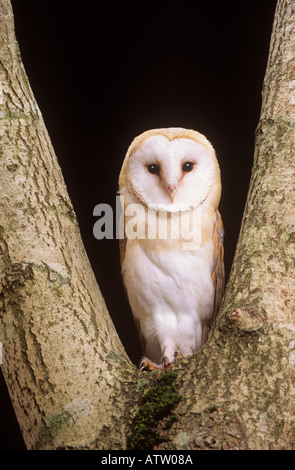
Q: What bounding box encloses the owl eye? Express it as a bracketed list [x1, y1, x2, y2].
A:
[182, 161, 194, 172]
[147, 163, 160, 175]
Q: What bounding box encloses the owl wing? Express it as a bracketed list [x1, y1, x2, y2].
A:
[211, 210, 225, 321]
[202, 210, 225, 344]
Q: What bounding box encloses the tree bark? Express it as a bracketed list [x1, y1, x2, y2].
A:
[0, 0, 138, 450]
[162, 0, 295, 450]
[1, 0, 295, 450]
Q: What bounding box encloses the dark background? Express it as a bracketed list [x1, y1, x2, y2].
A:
[1, 0, 277, 450]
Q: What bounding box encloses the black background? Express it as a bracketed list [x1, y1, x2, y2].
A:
[1, 0, 277, 450]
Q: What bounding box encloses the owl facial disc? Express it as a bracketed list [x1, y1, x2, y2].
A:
[127, 135, 215, 213]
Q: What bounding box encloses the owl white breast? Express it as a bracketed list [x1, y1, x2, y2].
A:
[119, 127, 224, 370]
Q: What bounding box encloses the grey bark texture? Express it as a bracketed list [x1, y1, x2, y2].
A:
[1, 0, 295, 450]
[0, 0, 138, 450]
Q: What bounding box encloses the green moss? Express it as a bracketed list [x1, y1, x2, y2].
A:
[129, 371, 182, 450]
[136, 378, 148, 391]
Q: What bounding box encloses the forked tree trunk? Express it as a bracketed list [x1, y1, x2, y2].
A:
[1, 0, 295, 450]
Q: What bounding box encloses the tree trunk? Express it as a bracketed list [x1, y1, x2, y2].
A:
[0, 0, 138, 450]
[162, 0, 295, 450]
[1, 0, 295, 450]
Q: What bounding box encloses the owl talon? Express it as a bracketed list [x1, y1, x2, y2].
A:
[174, 350, 183, 361]
[139, 356, 164, 372]
[162, 356, 177, 370]
[162, 352, 182, 370]
[139, 353, 182, 372]
[162, 356, 170, 367]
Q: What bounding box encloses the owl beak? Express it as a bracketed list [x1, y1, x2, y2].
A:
[166, 184, 178, 203]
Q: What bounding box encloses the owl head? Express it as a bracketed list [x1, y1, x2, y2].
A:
[119, 127, 221, 213]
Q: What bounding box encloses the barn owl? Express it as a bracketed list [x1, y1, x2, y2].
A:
[119, 127, 224, 370]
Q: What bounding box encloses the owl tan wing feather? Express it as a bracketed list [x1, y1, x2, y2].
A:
[202, 210, 225, 344]
[211, 210, 225, 320]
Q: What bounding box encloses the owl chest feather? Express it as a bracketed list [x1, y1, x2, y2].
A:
[122, 235, 215, 324]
